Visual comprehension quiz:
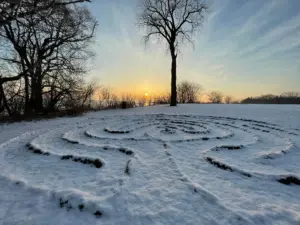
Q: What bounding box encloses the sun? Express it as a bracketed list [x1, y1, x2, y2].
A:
[145, 92, 149, 97]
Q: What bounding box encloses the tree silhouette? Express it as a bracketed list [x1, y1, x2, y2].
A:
[0, 0, 90, 27]
[177, 80, 202, 103]
[0, 0, 96, 115]
[137, 0, 208, 106]
[208, 91, 223, 104]
[224, 96, 233, 104]
[241, 93, 300, 104]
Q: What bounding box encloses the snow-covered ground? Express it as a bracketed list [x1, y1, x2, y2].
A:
[0, 104, 300, 225]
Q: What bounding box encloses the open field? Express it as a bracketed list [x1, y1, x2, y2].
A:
[0, 104, 300, 225]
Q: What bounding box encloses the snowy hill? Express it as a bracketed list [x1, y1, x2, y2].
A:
[0, 104, 300, 225]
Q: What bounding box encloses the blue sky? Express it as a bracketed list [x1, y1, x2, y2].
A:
[87, 0, 300, 99]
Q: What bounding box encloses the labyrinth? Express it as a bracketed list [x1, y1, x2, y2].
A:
[1, 113, 300, 224]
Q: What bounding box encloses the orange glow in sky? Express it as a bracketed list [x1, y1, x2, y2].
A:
[87, 1, 300, 99]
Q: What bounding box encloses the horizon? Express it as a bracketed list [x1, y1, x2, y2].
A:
[86, 0, 300, 99]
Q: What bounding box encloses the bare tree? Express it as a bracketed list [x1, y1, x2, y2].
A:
[0, 1, 96, 114]
[98, 86, 112, 108]
[109, 93, 119, 108]
[153, 92, 170, 104]
[281, 92, 300, 98]
[0, 0, 90, 27]
[63, 82, 96, 110]
[137, 0, 208, 106]
[121, 93, 136, 108]
[177, 80, 202, 103]
[136, 94, 147, 107]
[94, 85, 103, 108]
[224, 95, 233, 104]
[208, 91, 223, 104]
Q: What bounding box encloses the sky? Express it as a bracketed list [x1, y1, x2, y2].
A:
[86, 0, 300, 100]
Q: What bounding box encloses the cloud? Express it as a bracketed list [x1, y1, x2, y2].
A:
[87, 0, 300, 97]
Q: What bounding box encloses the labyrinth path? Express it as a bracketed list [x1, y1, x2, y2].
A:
[0, 114, 300, 224]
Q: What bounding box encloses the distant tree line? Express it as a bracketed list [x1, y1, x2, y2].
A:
[93, 84, 300, 107]
[241, 92, 300, 104]
[153, 82, 235, 105]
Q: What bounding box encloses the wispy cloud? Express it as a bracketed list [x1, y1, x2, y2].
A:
[87, 0, 300, 97]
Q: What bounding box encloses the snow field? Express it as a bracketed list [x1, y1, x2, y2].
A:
[0, 105, 300, 225]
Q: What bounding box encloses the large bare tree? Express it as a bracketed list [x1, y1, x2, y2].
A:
[137, 0, 207, 106]
[0, 0, 90, 27]
[0, 0, 96, 115]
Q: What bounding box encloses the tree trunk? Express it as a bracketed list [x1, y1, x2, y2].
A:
[30, 77, 43, 114]
[170, 51, 177, 106]
[0, 82, 12, 116]
[36, 77, 43, 113]
[24, 75, 31, 114]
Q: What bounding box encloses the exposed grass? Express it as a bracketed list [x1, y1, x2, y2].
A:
[125, 159, 131, 175]
[26, 143, 103, 168]
[214, 145, 243, 151]
[104, 128, 131, 134]
[205, 157, 251, 177]
[61, 155, 103, 169]
[119, 148, 133, 155]
[278, 176, 300, 185]
[94, 211, 102, 218]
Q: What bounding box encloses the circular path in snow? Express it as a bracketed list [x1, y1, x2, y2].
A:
[1, 114, 300, 225]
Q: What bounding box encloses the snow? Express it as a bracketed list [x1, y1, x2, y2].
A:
[0, 104, 300, 225]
